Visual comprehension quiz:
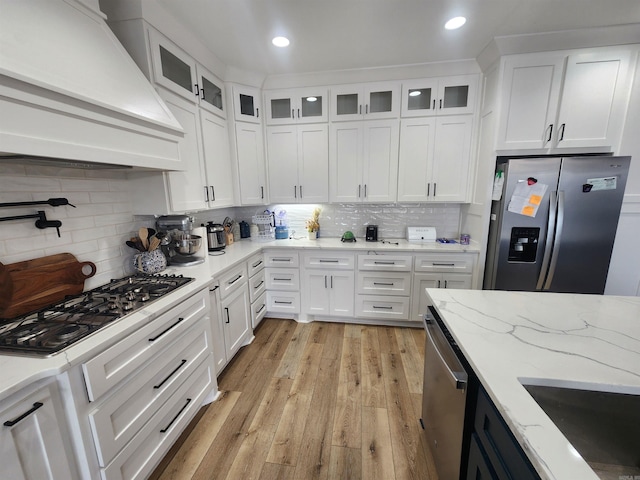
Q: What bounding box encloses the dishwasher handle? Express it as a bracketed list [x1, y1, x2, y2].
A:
[425, 317, 468, 390]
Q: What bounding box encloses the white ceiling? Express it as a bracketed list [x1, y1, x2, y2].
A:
[156, 0, 640, 76]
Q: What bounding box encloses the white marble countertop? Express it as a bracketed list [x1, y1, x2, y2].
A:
[426, 288, 640, 480]
[0, 237, 479, 400]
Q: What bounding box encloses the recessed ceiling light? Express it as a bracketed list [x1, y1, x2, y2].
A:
[272, 36, 290, 47]
[445, 16, 466, 30]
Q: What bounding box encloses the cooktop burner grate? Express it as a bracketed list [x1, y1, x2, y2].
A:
[0, 273, 193, 356]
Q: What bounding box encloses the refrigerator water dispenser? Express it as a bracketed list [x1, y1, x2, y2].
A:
[508, 227, 540, 262]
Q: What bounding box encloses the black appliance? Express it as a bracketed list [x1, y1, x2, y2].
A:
[206, 222, 226, 251]
[366, 225, 378, 242]
[0, 273, 193, 357]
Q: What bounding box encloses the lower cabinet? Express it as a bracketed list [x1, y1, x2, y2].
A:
[303, 269, 355, 317]
[0, 379, 78, 480]
[247, 252, 267, 328]
[221, 285, 251, 359]
[265, 250, 301, 315]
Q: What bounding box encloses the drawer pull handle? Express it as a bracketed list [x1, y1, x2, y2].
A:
[372, 305, 393, 310]
[374, 261, 395, 265]
[228, 274, 243, 285]
[274, 300, 293, 305]
[252, 260, 263, 268]
[160, 398, 192, 433]
[3, 402, 44, 427]
[255, 280, 264, 289]
[319, 259, 339, 263]
[432, 263, 455, 266]
[209, 285, 219, 292]
[149, 317, 185, 342]
[273, 277, 290, 281]
[257, 304, 266, 314]
[154, 359, 187, 389]
[272, 258, 291, 262]
[373, 282, 394, 286]
[225, 307, 230, 324]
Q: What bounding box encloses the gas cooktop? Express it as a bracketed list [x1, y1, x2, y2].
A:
[0, 273, 193, 357]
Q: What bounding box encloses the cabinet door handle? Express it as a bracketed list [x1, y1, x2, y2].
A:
[292, 108, 295, 119]
[359, 105, 362, 115]
[204, 186, 209, 202]
[153, 359, 187, 389]
[272, 258, 291, 262]
[261, 186, 264, 199]
[374, 282, 394, 286]
[257, 304, 266, 314]
[365, 104, 369, 115]
[194, 83, 199, 96]
[439, 99, 442, 109]
[319, 259, 339, 263]
[433, 183, 437, 197]
[3, 402, 44, 427]
[274, 300, 293, 304]
[294, 185, 297, 198]
[358, 184, 361, 197]
[299, 185, 303, 198]
[252, 260, 263, 268]
[374, 260, 395, 265]
[201, 87, 205, 100]
[298, 108, 300, 118]
[149, 317, 185, 342]
[225, 307, 230, 323]
[432, 99, 436, 110]
[209, 285, 219, 292]
[228, 274, 242, 285]
[330, 276, 333, 288]
[444, 280, 448, 288]
[427, 182, 430, 197]
[546, 124, 554, 143]
[325, 275, 327, 288]
[255, 280, 264, 289]
[210, 186, 215, 202]
[433, 263, 455, 266]
[160, 398, 191, 433]
[364, 184, 367, 197]
[273, 277, 291, 281]
[559, 123, 566, 141]
[256, 107, 260, 118]
[372, 305, 392, 310]
[437, 280, 441, 288]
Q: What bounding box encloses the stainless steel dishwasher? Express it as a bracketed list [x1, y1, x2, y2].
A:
[421, 308, 469, 480]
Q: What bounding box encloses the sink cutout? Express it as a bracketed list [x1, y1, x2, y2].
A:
[522, 383, 640, 480]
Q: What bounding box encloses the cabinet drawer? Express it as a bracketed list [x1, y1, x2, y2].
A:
[101, 358, 213, 480]
[217, 263, 248, 299]
[89, 318, 210, 467]
[267, 291, 300, 313]
[414, 254, 475, 273]
[265, 268, 300, 291]
[249, 269, 266, 302]
[356, 271, 412, 296]
[251, 291, 267, 329]
[247, 252, 265, 277]
[264, 250, 300, 267]
[83, 290, 208, 401]
[303, 251, 355, 269]
[355, 295, 410, 320]
[358, 254, 413, 271]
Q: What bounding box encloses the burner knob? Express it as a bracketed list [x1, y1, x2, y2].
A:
[108, 302, 118, 310]
[126, 292, 136, 301]
[122, 301, 134, 311]
[140, 293, 151, 302]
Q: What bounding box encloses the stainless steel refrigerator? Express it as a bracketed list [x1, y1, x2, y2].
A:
[484, 155, 631, 294]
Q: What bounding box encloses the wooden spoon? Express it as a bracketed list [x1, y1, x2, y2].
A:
[148, 236, 161, 251]
[138, 227, 149, 250]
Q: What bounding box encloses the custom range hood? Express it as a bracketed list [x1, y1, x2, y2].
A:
[0, 0, 184, 170]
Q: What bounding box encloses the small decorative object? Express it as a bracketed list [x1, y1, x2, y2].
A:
[133, 249, 167, 274]
[460, 233, 470, 245]
[305, 207, 321, 240]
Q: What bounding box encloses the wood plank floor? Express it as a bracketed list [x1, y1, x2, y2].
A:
[150, 318, 439, 480]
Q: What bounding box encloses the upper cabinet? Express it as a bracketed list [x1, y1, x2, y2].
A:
[149, 29, 226, 119]
[330, 82, 400, 121]
[496, 48, 634, 151]
[232, 85, 262, 123]
[264, 88, 329, 125]
[401, 75, 478, 117]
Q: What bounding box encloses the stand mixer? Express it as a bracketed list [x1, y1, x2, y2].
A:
[156, 215, 205, 266]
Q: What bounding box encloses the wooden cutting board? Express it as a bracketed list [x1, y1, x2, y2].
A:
[0, 253, 96, 319]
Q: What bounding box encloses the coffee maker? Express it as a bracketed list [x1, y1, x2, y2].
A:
[156, 215, 205, 266]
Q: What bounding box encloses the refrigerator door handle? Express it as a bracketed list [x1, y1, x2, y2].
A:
[544, 190, 565, 290]
[536, 190, 558, 290]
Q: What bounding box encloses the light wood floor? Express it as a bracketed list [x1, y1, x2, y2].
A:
[150, 318, 438, 480]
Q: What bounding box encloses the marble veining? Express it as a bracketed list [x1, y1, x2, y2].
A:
[427, 289, 640, 480]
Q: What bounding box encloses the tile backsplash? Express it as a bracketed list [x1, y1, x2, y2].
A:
[0, 163, 461, 290]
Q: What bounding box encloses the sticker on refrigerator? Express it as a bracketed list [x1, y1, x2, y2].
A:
[507, 179, 548, 217]
[584, 177, 617, 192]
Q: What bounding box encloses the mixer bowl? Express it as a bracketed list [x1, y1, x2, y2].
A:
[174, 235, 202, 255]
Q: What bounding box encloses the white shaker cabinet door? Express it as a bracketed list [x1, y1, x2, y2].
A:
[267, 125, 299, 203]
[329, 122, 363, 203]
[201, 110, 235, 208]
[431, 116, 472, 203]
[298, 124, 329, 203]
[235, 122, 267, 205]
[397, 118, 436, 202]
[362, 120, 399, 203]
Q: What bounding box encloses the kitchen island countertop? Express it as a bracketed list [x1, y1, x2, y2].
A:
[426, 288, 640, 480]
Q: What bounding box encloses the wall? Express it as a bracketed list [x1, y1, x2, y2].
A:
[0, 163, 150, 290]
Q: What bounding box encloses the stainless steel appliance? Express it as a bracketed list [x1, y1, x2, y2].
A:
[421, 309, 469, 480]
[366, 225, 378, 242]
[156, 215, 204, 266]
[206, 222, 226, 251]
[485, 155, 631, 294]
[0, 273, 193, 356]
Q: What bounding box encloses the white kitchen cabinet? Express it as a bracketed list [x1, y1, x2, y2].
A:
[401, 75, 478, 117]
[264, 250, 300, 315]
[330, 82, 400, 121]
[267, 124, 329, 203]
[221, 283, 251, 359]
[148, 28, 226, 118]
[247, 252, 267, 328]
[264, 87, 328, 125]
[496, 48, 633, 151]
[397, 115, 473, 203]
[1, 379, 78, 480]
[200, 109, 235, 207]
[329, 120, 399, 203]
[302, 251, 355, 317]
[234, 121, 268, 205]
[209, 284, 226, 375]
[232, 85, 262, 123]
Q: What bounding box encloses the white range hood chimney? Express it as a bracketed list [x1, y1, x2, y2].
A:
[0, 0, 185, 170]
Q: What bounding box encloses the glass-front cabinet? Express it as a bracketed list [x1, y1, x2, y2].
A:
[330, 82, 400, 121]
[401, 75, 478, 117]
[232, 85, 262, 123]
[148, 28, 226, 118]
[265, 88, 328, 125]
